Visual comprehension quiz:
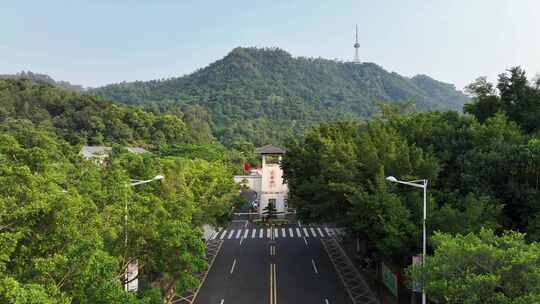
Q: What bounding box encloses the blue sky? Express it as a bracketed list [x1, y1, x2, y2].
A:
[1, 0, 539, 89]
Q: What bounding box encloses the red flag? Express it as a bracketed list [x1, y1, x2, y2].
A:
[243, 162, 251, 173]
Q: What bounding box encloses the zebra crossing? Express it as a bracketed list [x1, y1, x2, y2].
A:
[211, 226, 346, 240]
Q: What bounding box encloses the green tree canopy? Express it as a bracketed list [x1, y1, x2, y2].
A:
[408, 229, 540, 304]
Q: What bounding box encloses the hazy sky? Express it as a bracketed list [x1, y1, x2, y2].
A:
[1, 0, 539, 89]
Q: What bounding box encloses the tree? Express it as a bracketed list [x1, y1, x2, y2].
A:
[0, 129, 146, 304]
[464, 77, 501, 123]
[0, 119, 238, 303]
[263, 202, 277, 220]
[464, 69, 540, 134]
[0, 78, 197, 147]
[497, 67, 540, 133]
[407, 229, 540, 303]
[348, 169, 416, 259]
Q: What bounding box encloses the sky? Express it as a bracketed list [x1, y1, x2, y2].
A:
[1, 0, 539, 90]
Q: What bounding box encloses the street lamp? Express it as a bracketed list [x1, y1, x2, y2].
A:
[386, 176, 428, 304]
[124, 174, 164, 291]
[130, 174, 164, 186]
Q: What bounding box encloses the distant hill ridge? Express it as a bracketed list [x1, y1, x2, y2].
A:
[91, 47, 468, 144]
[67, 47, 473, 144]
[0, 71, 85, 92]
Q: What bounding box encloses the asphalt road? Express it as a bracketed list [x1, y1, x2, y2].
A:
[194, 220, 352, 304]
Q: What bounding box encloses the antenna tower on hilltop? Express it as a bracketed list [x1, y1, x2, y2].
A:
[353, 25, 361, 63]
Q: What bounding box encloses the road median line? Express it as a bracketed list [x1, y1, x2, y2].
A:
[269, 263, 277, 304]
[269, 263, 273, 304]
[230, 259, 236, 274]
[311, 259, 319, 274]
[273, 264, 277, 304]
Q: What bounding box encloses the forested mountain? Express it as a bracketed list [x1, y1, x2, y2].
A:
[0, 78, 215, 147]
[0, 71, 85, 92]
[92, 47, 469, 145]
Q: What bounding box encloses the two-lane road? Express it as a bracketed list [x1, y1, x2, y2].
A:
[194, 222, 351, 304]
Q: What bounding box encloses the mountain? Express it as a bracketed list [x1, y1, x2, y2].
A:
[92, 47, 469, 145]
[0, 78, 214, 147]
[0, 71, 85, 92]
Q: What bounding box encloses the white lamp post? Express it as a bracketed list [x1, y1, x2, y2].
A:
[386, 176, 428, 304]
[124, 174, 164, 291]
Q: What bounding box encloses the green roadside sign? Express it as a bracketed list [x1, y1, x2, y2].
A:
[382, 262, 398, 297]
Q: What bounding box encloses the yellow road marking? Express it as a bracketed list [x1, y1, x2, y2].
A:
[269, 263, 278, 304]
[269, 264, 273, 304]
[273, 264, 277, 304]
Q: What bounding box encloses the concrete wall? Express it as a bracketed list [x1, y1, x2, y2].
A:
[233, 174, 261, 192]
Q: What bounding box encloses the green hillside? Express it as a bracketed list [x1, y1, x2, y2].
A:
[92, 47, 469, 145]
[0, 71, 85, 92]
[0, 78, 214, 147]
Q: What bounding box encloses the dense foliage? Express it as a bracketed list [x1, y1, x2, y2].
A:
[282, 68, 540, 266]
[0, 79, 215, 147]
[0, 81, 240, 303]
[408, 229, 540, 303]
[92, 47, 469, 145]
[465, 67, 540, 134]
[0, 71, 84, 92]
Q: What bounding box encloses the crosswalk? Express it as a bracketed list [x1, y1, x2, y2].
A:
[213, 226, 346, 240]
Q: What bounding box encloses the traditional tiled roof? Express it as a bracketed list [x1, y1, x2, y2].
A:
[79, 146, 149, 159]
[256, 144, 285, 154]
[126, 147, 149, 154]
[79, 146, 112, 159]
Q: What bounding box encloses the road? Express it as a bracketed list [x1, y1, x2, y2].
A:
[194, 219, 352, 304]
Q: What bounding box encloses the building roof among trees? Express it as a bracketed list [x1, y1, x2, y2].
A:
[79, 146, 149, 159]
[256, 144, 285, 154]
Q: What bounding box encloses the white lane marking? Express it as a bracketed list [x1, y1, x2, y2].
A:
[325, 227, 333, 237]
[317, 227, 325, 237]
[259, 228, 264, 238]
[220, 299, 224, 304]
[311, 259, 319, 274]
[219, 230, 227, 239]
[243, 229, 249, 239]
[215, 228, 223, 239]
[288, 228, 294, 237]
[230, 259, 237, 274]
[303, 228, 309, 237]
[274, 228, 279, 238]
[236, 230, 242, 239]
[270, 245, 276, 256]
[298, 221, 302, 227]
[239, 236, 244, 245]
[244, 220, 248, 228]
[310, 227, 317, 237]
[303, 237, 308, 245]
[251, 229, 256, 238]
[281, 228, 286, 238]
[325, 299, 329, 304]
[227, 230, 234, 239]
[296, 228, 302, 237]
[267, 228, 271, 238]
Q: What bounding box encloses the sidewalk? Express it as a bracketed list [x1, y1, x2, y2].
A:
[338, 236, 413, 304]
